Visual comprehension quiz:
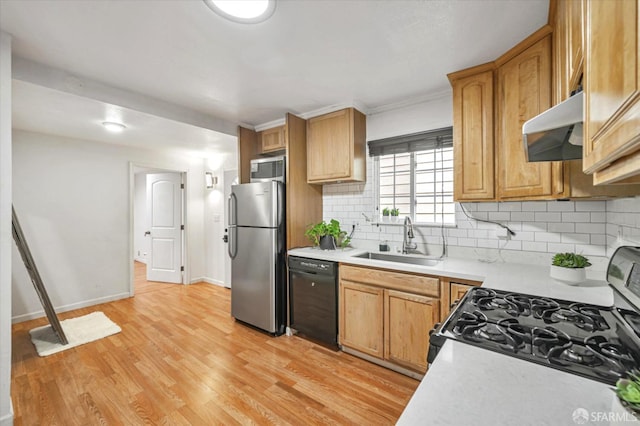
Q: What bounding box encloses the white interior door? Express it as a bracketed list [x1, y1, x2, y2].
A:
[223, 169, 238, 288]
[146, 172, 183, 283]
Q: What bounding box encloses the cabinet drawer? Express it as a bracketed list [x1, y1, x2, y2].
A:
[340, 264, 439, 297]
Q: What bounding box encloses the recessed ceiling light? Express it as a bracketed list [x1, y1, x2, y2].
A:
[203, 0, 276, 24]
[102, 121, 126, 133]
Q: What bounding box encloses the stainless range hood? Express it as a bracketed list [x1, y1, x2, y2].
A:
[523, 91, 583, 162]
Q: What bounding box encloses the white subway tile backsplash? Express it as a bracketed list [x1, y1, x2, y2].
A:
[535, 212, 562, 222]
[548, 222, 574, 233]
[562, 212, 591, 223]
[535, 232, 562, 243]
[511, 212, 535, 222]
[576, 201, 606, 212]
[522, 202, 547, 212]
[522, 241, 548, 252]
[547, 242, 576, 253]
[323, 157, 640, 263]
[560, 233, 590, 244]
[575, 223, 606, 234]
[547, 201, 575, 212]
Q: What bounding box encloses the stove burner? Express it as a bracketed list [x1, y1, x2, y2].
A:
[452, 311, 487, 336]
[541, 304, 610, 332]
[530, 298, 561, 319]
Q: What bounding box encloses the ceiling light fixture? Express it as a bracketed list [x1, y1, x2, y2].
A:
[203, 0, 276, 24]
[102, 121, 126, 133]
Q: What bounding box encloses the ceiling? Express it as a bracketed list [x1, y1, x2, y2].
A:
[1, 0, 548, 154]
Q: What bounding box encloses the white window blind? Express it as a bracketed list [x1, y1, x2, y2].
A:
[370, 127, 455, 225]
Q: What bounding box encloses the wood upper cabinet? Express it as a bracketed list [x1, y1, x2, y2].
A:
[384, 289, 439, 373]
[552, 0, 584, 103]
[306, 108, 366, 184]
[497, 34, 562, 199]
[339, 280, 384, 358]
[450, 66, 495, 201]
[258, 125, 286, 153]
[583, 0, 640, 185]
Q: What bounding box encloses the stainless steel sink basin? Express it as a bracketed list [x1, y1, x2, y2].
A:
[352, 252, 441, 266]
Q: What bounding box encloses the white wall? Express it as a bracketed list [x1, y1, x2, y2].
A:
[11, 130, 207, 322]
[0, 31, 14, 426]
[203, 155, 236, 286]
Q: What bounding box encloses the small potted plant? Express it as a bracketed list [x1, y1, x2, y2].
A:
[616, 371, 640, 416]
[390, 208, 400, 223]
[304, 219, 351, 250]
[550, 252, 592, 285]
[382, 207, 390, 223]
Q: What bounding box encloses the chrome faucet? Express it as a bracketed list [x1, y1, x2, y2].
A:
[403, 216, 418, 254]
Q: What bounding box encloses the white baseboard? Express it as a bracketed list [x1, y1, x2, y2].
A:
[200, 277, 229, 288]
[0, 400, 13, 426]
[11, 292, 131, 324]
[134, 257, 147, 264]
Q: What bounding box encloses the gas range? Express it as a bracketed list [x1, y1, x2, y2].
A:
[428, 246, 640, 386]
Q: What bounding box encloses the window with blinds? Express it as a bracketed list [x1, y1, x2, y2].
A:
[370, 127, 455, 225]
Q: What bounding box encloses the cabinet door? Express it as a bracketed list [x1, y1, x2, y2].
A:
[339, 280, 384, 358]
[450, 283, 474, 304]
[384, 289, 439, 373]
[567, 0, 583, 92]
[497, 35, 558, 199]
[583, 0, 640, 183]
[307, 108, 366, 183]
[452, 70, 495, 201]
[260, 126, 285, 153]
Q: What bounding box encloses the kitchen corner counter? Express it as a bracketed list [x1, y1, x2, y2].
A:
[396, 340, 628, 426]
[287, 246, 613, 306]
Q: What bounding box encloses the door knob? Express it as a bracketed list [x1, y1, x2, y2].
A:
[222, 235, 228, 243]
[144, 231, 151, 236]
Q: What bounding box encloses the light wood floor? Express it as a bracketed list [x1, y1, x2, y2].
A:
[11, 262, 419, 425]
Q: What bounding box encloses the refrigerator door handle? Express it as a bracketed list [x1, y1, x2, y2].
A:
[228, 193, 238, 259]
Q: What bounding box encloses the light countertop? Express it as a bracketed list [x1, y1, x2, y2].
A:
[287, 246, 613, 306]
[287, 246, 623, 425]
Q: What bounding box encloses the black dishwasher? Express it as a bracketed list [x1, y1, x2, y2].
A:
[288, 256, 338, 348]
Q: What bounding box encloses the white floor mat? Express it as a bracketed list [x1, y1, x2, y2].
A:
[29, 311, 121, 356]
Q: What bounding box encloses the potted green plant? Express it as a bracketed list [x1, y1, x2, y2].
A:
[616, 371, 640, 416]
[304, 219, 351, 250]
[382, 207, 390, 223]
[550, 252, 592, 285]
[390, 208, 400, 223]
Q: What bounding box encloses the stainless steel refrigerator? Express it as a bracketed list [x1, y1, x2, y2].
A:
[228, 181, 286, 335]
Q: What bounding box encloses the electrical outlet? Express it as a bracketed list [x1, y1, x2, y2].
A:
[496, 228, 510, 240]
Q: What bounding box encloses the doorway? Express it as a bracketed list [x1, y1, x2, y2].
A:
[131, 165, 186, 296]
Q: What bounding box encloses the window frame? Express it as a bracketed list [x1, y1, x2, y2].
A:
[373, 148, 456, 227]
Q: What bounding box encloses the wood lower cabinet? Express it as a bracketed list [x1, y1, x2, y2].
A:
[384, 290, 439, 373]
[450, 283, 475, 304]
[258, 125, 285, 153]
[583, 0, 640, 184]
[339, 264, 440, 375]
[339, 281, 384, 358]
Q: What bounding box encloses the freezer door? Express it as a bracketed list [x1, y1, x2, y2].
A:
[230, 181, 282, 228]
[231, 226, 278, 333]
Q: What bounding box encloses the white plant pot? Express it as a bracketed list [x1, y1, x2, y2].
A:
[382, 216, 390, 223]
[550, 265, 586, 285]
[391, 216, 399, 223]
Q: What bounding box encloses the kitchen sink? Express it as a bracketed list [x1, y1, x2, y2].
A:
[352, 252, 441, 267]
